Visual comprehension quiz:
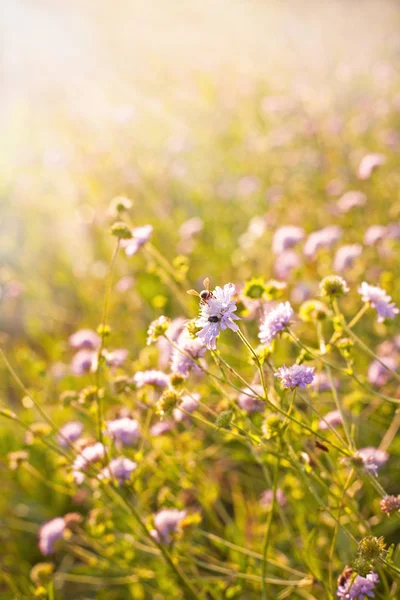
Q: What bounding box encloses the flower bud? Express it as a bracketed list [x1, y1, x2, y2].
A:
[358, 536, 386, 560]
[110, 221, 133, 240]
[147, 316, 171, 345]
[215, 410, 233, 429]
[156, 389, 180, 416]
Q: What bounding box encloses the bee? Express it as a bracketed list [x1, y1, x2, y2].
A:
[337, 566, 353, 588]
[187, 278, 214, 304]
[208, 315, 220, 323]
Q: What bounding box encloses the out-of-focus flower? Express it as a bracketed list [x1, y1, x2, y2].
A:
[147, 316, 171, 345]
[237, 175, 260, 197]
[115, 276, 135, 293]
[272, 226, 304, 255]
[356, 447, 389, 476]
[274, 250, 301, 280]
[107, 195, 133, 217]
[336, 191, 366, 213]
[320, 275, 349, 298]
[333, 244, 362, 272]
[71, 350, 97, 376]
[195, 283, 240, 350]
[258, 302, 293, 346]
[150, 421, 173, 436]
[69, 329, 100, 350]
[363, 225, 387, 246]
[171, 330, 206, 377]
[72, 442, 105, 484]
[358, 282, 399, 322]
[368, 356, 398, 386]
[311, 372, 339, 392]
[275, 364, 315, 389]
[157, 318, 186, 369]
[173, 394, 200, 422]
[133, 370, 170, 389]
[57, 421, 83, 448]
[99, 457, 137, 484]
[38, 518, 66, 555]
[304, 226, 342, 258]
[318, 410, 343, 430]
[121, 225, 153, 256]
[380, 495, 400, 516]
[260, 488, 287, 508]
[104, 348, 129, 368]
[150, 509, 187, 543]
[106, 417, 140, 445]
[357, 153, 386, 180]
[178, 217, 204, 240]
[239, 216, 267, 249]
[238, 385, 265, 413]
[337, 570, 379, 599]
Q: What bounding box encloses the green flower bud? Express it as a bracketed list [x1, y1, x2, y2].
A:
[351, 556, 373, 577]
[358, 536, 386, 560]
[156, 389, 180, 416]
[110, 221, 133, 239]
[215, 410, 233, 429]
[146, 315, 171, 345]
[299, 300, 329, 322]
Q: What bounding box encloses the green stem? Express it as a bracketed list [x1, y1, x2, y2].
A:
[262, 456, 281, 599]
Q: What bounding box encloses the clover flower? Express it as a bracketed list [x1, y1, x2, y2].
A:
[99, 457, 137, 484]
[69, 329, 100, 350]
[258, 302, 293, 346]
[121, 225, 153, 256]
[170, 330, 206, 377]
[38, 517, 66, 555]
[106, 417, 140, 445]
[275, 364, 315, 389]
[133, 370, 170, 389]
[57, 421, 83, 448]
[150, 509, 187, 544]
[358, 282, 399, 323]
[337, 570, 379, 599]
[272, 226, 304, 255]
[304, 226, 342, 258]
[238, 385, 265, 413]
[195, 283, 240, 350]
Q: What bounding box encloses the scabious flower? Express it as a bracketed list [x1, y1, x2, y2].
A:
[173, 394, 200, 422]
[275, 364, 315, 389]
[380, 495, 400, 516]
[272, 226, 304, 255]
[260, 488, 287, 508]
[333, 244, 362, 272]
[106, 417, 140, 445]
[303, 226, 342, 258]
[258, 302, 293, 346]
[318, 410, 343, 430]
[150, 509, 187, 543]
[368, 356, 398, 386]
[195, 283, 240, 350]
[336, 191, 366, 213]
[115, 275, 135, 293]
[170, 330, 206, 377]
[358, 282, 399, 323]
[72, 442, 106, 484]
[133, 370, 170, 389]
[38, 517, 66, 555]
[337, 571, 379, 599]
[71, 350, 97, 376]
[364, 225, 387, 246]
[238, 385, 265, 413]
[121, 225, 153, 256]
[69, 329, 100, 350]
[357, 152, 385, 180]
[57, 421, 83, 448]
[99, 457, 137, 484]
[356, 447, 389, 476]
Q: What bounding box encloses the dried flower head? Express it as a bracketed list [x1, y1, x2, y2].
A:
[319, 275, 349, 298]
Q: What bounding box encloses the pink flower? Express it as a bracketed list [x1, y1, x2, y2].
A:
[357, 153, 385, 180]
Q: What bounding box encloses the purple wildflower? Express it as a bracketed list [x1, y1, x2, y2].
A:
[133, 370, 170, 389]
[70, 349, 97, 376]
[274, 250, 301, 280]
[72, 442, 105, 484]
[57, 421, 83, 448]
[69, 329, 100, 350]
[311, 372, 339, 392]
[150, 421, 173, 436]
[106, 417, 140, 445]
[356, 447, 389, 476]
[358, 282, 399, 323]
[38, 517, 66, 555]
[195, 283, 240, 350]
[157, 318, 186, 369]
[368, 356, 398, 386]
[333, 244, 362, 272]
[272, 226, 304, 255]
[173, 394, 200, 423]
[336, 191, 366, 213]
[318, 410, 343, 430]
[358, 153, 385, 180]
[238, 385, 265, 413]
[304, 226, 342, 258]
[151, 509, 187, 543]
[258, 302, 293, 346]
[260, 488, 287, 508]
[364, 225, 387, 246]
[122, 225, 153, 256]
[99, 457, 137, 484]
[275, 364, 315, 389]
[171, 330, 206, 377]
[337, 571, 379, 599]
[104, 348, 129, 368]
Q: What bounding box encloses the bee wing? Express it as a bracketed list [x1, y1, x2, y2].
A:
[187, 289, 200, 297]
[203, 277, 210, 292]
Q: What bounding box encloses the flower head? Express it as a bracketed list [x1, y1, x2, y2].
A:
[358, 153, 385, 180]
[333, 244, 362, 273]
[358, 282, 399, 323]
[355, 446, 389, 477]
[151, 509, 187, 543]
[72, 442, 105, 484]
[106, 417, 140, 445]
[258, 302, 293, 346]
[38, 517, 66, 555]
[195, 283, 240, 350]
[304, 226, 342, 258]
[69, 329, 100, 350]
[260, 488, 287, 508]
[147, 316, 171, 345]
[337, 571, 379, 599]
[121, 225, 153, 256]
[238, 385, 265, 413]
[275, 364, 315, 389]
[337, 191, 366, 214]
[272, 226, 304, 255]
[364, 225, 387, 246]
[71, 350, 97, 376]
[173, 394, 200, 423]
[171, 329, 206, 377]
[99, 457, 137, 484]
[57, 421, 83, 448]
[380, 495, 400, 516]
[133, 370, 170, 389]
[318, 410, 343, 430]
[320, 275, 349, 298]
